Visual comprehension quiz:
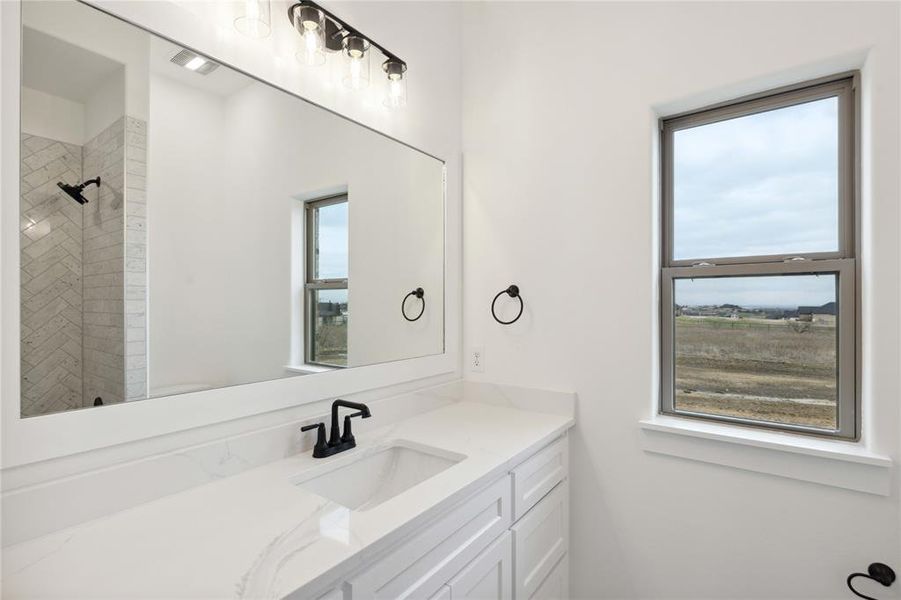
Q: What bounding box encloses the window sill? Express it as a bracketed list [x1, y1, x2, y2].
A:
[639, 416, 893, 495]
[284, 364, 337, 375]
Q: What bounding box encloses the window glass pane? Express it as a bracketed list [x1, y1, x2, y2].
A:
[315, 201, 348, 279]
[673, 97, 839, 260]
[673, 274, 837, 429]
[311, 288, 347, 366]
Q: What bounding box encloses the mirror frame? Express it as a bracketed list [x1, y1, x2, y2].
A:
[0, 0, 458, 468]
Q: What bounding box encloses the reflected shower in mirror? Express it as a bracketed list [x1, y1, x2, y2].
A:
[18, 1, 445, 418]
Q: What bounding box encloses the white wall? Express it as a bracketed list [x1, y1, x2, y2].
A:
[83, 69, 125, 142]
[20, 87, 84, 144]
[462, 2, 900, 598]
[22, 1, 148, 123]
[147, 72, 443, 393]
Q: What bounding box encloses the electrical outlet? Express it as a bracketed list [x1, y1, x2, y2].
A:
[471, 346, 484, 373]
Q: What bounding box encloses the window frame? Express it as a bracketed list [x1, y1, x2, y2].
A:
[304, 194, 348, 368]
[659, 74, 859, 440]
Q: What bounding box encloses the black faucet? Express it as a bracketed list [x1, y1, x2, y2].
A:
[301, 399, 371, 458]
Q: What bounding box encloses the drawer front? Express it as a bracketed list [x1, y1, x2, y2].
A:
[348, 476, 513, 600]
[530, 554, 568, 600]
[511, 437, 567, 520]
[448, 531, 512, 600]
[512, 482, 568, 600]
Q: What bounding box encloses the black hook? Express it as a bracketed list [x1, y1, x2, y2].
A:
[847, 563, 896, 599]
[401, 287, 425, 322]
[491, 284, 523, 325]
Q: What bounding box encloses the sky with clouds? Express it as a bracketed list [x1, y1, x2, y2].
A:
[673, 97, 839, 308]
[315, 201, 348, 304]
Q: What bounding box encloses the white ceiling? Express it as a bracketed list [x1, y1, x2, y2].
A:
[23, 25, 253, 105]
[22, 27, 122, 103]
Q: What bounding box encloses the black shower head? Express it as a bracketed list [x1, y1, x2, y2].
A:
[57, 177, 100, 205]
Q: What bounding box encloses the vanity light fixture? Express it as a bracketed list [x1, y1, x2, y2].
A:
[287, 1, 408, 107]
[234, 0, 271, 39]
[342, 35, 370, 90]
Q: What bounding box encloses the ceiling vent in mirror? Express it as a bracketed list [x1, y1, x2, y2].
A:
[170, 49, 220, 75]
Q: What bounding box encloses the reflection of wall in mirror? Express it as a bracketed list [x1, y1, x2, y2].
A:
[146, 72, 444, 394]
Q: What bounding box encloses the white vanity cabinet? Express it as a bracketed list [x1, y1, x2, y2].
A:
[310, 434, 570, 600]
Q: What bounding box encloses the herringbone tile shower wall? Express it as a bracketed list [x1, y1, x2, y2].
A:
[19, 134, 84, 417]
[82, 118, 126, 406]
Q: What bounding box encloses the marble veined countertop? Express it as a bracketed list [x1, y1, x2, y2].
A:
[2, 400, 574, 599]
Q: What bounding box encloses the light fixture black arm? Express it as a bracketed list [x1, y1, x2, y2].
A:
[491, 285, 523, 325]
[847, 563, 896, 600]
[402, 287, 425, 322]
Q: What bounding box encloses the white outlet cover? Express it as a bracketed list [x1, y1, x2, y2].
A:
[471, 346, 484, 373]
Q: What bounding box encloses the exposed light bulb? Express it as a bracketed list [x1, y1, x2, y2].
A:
[342, 36, 370, 90]
[382, 59, 407, 108]
[294, 5, 326, 66]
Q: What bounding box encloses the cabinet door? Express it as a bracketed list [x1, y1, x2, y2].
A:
[512, 482, 568, 600]
[347, 476, 512, 599]
[530, 554, 568, 600]
[448, 532, 512, 600]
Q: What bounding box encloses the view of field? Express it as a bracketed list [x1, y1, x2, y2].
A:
[674, 315, 837, 428]
[313, 320, 347, 366]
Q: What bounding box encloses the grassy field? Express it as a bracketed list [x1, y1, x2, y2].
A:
[313, 321, 348, 366]
[674, 316, 837, 428]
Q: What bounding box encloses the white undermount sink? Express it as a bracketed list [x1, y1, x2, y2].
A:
[295, 441, 466, 511]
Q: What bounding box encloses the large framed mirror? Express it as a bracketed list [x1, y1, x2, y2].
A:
[17, 0, 445, 418]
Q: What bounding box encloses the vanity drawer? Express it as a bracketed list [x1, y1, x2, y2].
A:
[347, 475, 513, 599]
[512, 481, 568, 600]
[511, 437, 567, 520]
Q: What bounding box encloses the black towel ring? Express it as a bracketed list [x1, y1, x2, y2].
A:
[491, 284, 523, 325]
[847, 563, 896, 600]
[402, 287, 425, 322]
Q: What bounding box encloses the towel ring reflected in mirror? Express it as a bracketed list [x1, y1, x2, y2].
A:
[402, 287, 425, 322]
[491, 284, 523, 325]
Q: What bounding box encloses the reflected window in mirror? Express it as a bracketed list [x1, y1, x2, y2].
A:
[305, 196, 348, 367]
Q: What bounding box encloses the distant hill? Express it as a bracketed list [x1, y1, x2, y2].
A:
[797, 301, 836, 315]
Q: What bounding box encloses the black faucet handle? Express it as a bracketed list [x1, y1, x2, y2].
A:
[301, 422, 329, 458]
[341, 411, 368, 445]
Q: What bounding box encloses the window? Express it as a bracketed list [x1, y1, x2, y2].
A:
[660, 75, 858, 438]
[305, 195, 348, 367]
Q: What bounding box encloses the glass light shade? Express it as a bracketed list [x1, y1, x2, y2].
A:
[383, 60, 407, 109]
[342, 36, 370, 90]
[234, 0, 271, 39]
[293, 5, 326, 66]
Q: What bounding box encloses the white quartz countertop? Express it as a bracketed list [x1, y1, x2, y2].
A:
[2, 401, 574, 599]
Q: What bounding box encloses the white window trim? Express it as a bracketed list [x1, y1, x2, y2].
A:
[638, 416, 892, 496]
